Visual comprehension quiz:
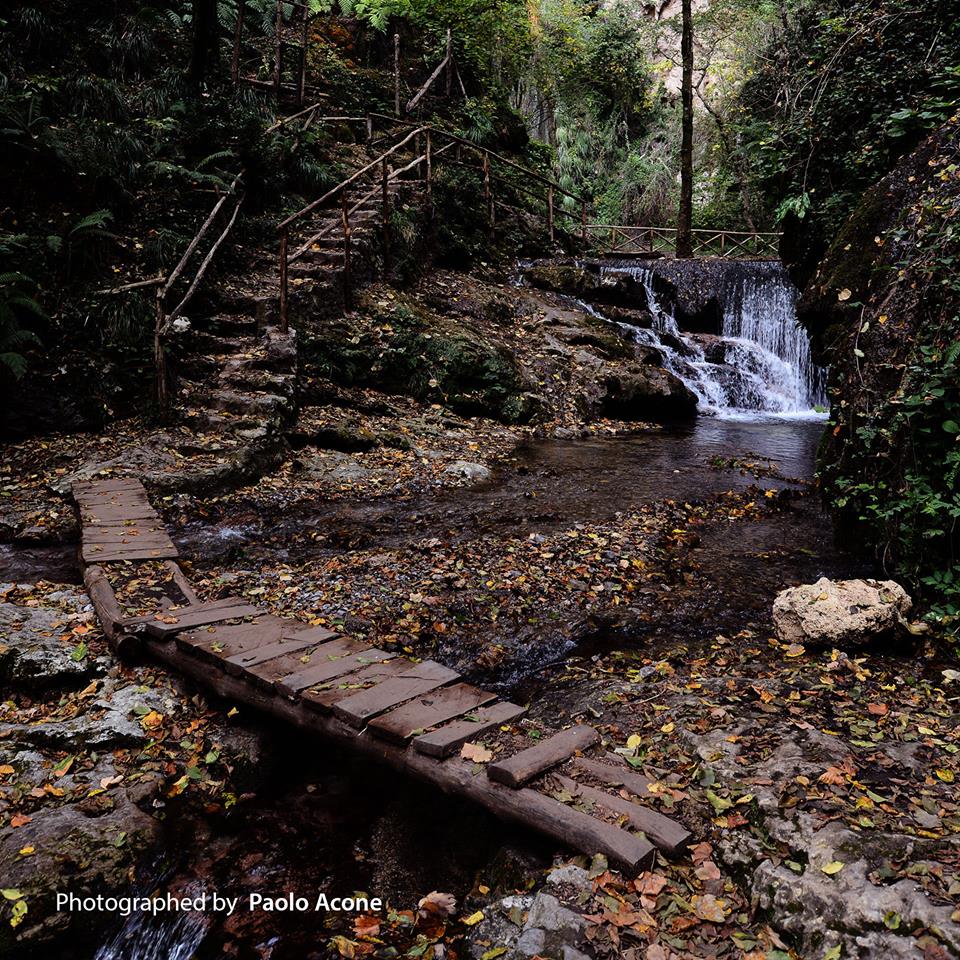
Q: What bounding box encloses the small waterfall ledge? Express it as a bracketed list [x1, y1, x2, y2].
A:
[597, 260, 828, 420]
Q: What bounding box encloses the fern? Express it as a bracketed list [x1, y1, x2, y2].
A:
[0, 273, 42, 381]
[69, 209, 115, 238]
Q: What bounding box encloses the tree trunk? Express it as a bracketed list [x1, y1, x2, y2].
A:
[189, 0, 219, 86]
[675, 0, 694, 258]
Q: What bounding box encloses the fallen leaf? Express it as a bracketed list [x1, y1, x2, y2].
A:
[691, 893, 728, 923]
[418, 891, 457, 918]
[460, 742, 493, 763]
[821, 861, 844, 875]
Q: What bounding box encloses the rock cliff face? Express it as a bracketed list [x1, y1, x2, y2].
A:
[795, 119, 960, 594]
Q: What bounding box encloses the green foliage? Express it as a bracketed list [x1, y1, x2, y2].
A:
[0, 273, 43, 380]
[822, 138, 960, 639]
[731, 0, 960, 250]
[529, 0, 655, 220]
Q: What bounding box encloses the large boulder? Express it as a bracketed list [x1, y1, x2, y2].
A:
[772, 577, 913, 648]
[592, 362, 698, 421]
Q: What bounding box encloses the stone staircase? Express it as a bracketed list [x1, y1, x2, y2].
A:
[168, 147, 427, 463]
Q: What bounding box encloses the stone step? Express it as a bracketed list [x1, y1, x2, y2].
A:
[219, 364, 296, 395]
[200, 387, 293, 419]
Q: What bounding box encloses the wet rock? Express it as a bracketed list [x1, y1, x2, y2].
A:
[468, 894, 532, 959]
[526, 891, 587, 939]
[443, 461, 492, 483]
[591, 362, 698, 421]
[0, 594, 103, 692]
[692, 720, 960, 959]
[545, 863, 592, 898]
[4, 678, 170, 751]
[772, 577, 914, 648]
[468, 889, 591, 960]
[514, 926, 547, 957]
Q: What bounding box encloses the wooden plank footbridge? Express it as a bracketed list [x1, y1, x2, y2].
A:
[74, 478, 692, 872]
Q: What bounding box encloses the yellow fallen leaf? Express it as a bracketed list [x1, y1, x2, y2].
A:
[0, 765, 14, 776]
[821, 861, 844, 875]
[935, 768, 954, 783]
[626, 734, 642, 749]
[784, 643, 805, 658]
[140, 710, 163, 731]
[660, 722, 675, 734]
[463, 910, 484, 926]
[17, 847, 34, 857]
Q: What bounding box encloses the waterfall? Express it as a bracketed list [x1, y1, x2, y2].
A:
[598, 261, 827, 419]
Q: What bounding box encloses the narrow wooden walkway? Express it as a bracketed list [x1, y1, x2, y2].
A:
[74, 478, 692, 873]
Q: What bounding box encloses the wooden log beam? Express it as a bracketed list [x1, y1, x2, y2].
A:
[82, 564, 137, 656]
[552, 774, 692, 856]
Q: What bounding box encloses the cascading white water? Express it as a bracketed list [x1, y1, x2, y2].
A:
[598, 262, 827, 419]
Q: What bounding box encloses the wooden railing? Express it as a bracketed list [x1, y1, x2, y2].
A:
[276, 116, 589, 330]
[587, 224, 781, 259]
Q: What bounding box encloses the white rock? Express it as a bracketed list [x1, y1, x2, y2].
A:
[772, 577, 912, 648]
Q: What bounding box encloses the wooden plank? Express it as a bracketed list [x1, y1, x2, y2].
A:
[176, 617, 291, 661]
[82, 525, 168, 542]
[238, 631, 349, 690]
[333, 660, 459, 728]
[224, 628, 339, 675]
[367, 683, 497, 744]
[413, 701, 527, 758]
[551, 774, 692, 855]
[570, 755, 658, 799]
[275, 639, 384, 695]
[82, 507, 159, 522]
[83, 544, 180, 563]
[487, 726, 598, 789]
[142, 598, 260, 637]
[144, 636, 658, 874]
[300, 658, 410, 713]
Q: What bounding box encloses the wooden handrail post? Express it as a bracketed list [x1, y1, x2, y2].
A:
[298, 2, 309, 107]
[393, 34, 401, 117]
[154, 292, 168, 415]
[341, 192, 352, 309]
[366, 113, 374, 143]
[278, 227, 289, 334]
[547, 186, 554, 243]
[425, 128, 432, 201]
[445, 28, 453, 96]
[381, 158, 391, 277]
[273, 0, 283, 100]
[231, 0, 245, 84]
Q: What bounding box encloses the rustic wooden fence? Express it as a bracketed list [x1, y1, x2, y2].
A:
[275, 113, 589, 331]
[586, 224, 781, 259]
